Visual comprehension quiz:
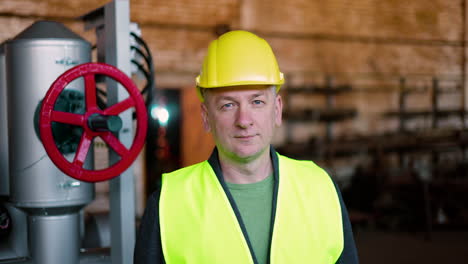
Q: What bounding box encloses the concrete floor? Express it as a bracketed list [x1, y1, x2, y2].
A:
[355, 230, 468, 264]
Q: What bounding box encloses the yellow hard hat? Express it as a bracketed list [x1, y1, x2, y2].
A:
[196, 30, 284, 101]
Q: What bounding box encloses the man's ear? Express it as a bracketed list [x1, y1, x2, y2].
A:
[274, 94, 283, 127]
[201, 103, 211, 132]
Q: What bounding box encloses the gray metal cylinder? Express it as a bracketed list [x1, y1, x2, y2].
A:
[0, 43, 9, 196]
[29, 213, 80, 264]
[5, 21, 94, 209]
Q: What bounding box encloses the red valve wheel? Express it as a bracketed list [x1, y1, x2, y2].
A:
[39, 63, 148, 182]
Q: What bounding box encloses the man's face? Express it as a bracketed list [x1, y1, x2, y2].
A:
[201, 85, 282, 162]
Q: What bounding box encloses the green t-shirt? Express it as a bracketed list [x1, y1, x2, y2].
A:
[226, 175, 274, 264]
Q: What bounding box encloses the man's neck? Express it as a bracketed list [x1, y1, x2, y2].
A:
[218, 148, 273, 184]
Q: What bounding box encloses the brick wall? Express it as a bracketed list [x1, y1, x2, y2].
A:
[1, 0, 463, 86]
[1, 0, 466, 212]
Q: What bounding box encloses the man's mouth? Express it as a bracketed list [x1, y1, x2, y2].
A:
[234, 134, 257, 139]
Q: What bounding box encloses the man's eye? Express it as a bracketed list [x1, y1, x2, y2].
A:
[253, 100, 264, 105]
[221, 103, 234, 109]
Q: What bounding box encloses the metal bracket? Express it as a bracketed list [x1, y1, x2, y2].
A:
[81, 1, 135, 263]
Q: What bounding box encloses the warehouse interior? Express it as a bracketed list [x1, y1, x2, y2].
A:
[1, 0, 468, 263]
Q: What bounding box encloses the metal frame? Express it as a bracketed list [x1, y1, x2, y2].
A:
[82, 1, 135, 263]
[105, 2, 136, 264]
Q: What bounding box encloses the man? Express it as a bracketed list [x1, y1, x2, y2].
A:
[135, 30, 359, 263]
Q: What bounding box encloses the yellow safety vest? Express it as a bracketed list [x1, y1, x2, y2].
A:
[159, 154, 344, 263]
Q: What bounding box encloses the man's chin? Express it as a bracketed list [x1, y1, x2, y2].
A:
[230, 146, 268, 162]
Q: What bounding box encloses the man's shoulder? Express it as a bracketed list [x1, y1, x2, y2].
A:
[163, 160, 210, 178]
[277, 154, 332, 181]
[278, 154, 322, 170]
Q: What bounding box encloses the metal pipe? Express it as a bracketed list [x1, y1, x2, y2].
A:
[28, 214, 79, 264]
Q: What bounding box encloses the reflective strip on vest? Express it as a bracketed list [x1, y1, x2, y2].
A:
[160, 154, 343, 263]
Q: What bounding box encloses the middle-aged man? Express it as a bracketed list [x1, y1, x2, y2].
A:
[135, 30, 359, 264]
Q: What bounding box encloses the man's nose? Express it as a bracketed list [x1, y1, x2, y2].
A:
[235, 105, 253, 128]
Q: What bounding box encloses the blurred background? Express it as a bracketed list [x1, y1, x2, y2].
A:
[1, 0, 468, 263]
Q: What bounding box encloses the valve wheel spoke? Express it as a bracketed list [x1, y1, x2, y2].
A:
[104, 97, 135, 115]
[100, 132, 130, 157]
[84, 74, 97, 110]
[51, 111, 85, 126]
[73, 132, 94, 168]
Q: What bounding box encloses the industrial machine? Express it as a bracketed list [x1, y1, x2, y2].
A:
[0, 1, 151, 263]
